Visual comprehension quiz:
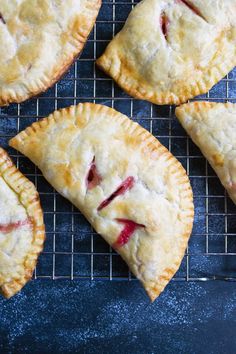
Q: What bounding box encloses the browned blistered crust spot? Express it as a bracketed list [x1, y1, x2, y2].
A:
[212, 153, 224, 167]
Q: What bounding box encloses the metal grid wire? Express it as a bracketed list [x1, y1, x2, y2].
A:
[1, 0, 236, 283]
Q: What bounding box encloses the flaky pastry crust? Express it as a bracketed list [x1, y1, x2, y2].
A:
[0, 148, 45, 298]
[176, 101, 236, 205]
[10, 103, 194, 301]
[0, 0, 101, 106]
[97, 0, 236, 105]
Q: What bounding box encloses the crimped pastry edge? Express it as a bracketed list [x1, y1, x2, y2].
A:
[9, 103, 194, 301]
[175, 100, 236, 116]
[97, 52, 236, 106]
[175, 100, 236, 205]
[0, 148, 45, 299]
[0, 0, 101, 106]
[96, 29, 236, 106]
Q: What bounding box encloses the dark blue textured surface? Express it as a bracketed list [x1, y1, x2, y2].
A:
[1, 280, 236, 353]
[1, 1, 236, 352]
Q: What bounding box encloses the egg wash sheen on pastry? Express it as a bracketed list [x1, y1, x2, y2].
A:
[97, 0, 236, 104]
[0, 0, 101, 105]
[10, 103, 194, 301]
[176, 102, 236, 205]
[0, 148, 45, 299]
[0, 177, 33, 282]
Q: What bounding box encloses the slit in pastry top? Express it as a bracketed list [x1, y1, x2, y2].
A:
[176, 0, 207, 21]
[113, 219, 146, 249]
[98, 176, 134, 211]
[97, 0, 236, 105]
[86, 157, 102, 190]
[0, 0, 101, 106]
[0, 13, 6, 24]
[9, 103, 194, 301]
[0, 147, 45, 299]
[0, 219, 32, 234]
[160, 13, 169, 40]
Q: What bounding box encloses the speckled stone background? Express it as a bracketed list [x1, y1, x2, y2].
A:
[1, 281, 236, 353]
[1, 1, 236, 352]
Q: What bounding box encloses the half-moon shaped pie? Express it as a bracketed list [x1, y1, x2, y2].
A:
[176, 102, 236, 204]
[0, 0, 101, 106]
[10, 103, 194, 301]
[97, 0, 236, 105]
[0, 148, 45, 298]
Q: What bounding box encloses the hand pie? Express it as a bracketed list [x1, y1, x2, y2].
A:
[0, 0, 101, 106]
[10, 103, 194, 301]
[176, 102, 236, 204]
[0, 148, 45, 298]
[97, 0, 236, 105]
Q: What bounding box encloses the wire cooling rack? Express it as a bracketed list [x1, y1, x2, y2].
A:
[1, 0, 236, 283]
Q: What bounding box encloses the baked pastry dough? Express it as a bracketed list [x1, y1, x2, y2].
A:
[97, 0, 236, 105]
[0, 0, 101, 106]
[176, 102, 236, 204]
[0, 148, 45, 298]
[10, 103, 194, 301]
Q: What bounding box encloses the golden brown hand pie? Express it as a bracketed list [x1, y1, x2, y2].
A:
[10, 103, 194, 301]
[0, 0, 101, 106]
[0, 148, 45, 298]
[176, 101, 236, 205]
[97, 0, 236, 105]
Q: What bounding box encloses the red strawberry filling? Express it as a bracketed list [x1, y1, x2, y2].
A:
[160, 13, 169, 39]
[177, 0, 205, 20]
[0, 219, 31, 234]
[113, 219, 145, 248]
[98, 176, 135, 211]
[86, 157, 101, 190]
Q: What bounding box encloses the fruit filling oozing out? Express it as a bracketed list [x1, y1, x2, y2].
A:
[113, 219, 145, 249]
[86, 157, 102, 190]
[176, 0, 206, 20]
[160, 14, 169, 39]
[0, 219, 31, 234]
[98, 176, 135, 211]
[86, 166, 145, 248]
[161, 0, 206, 39]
